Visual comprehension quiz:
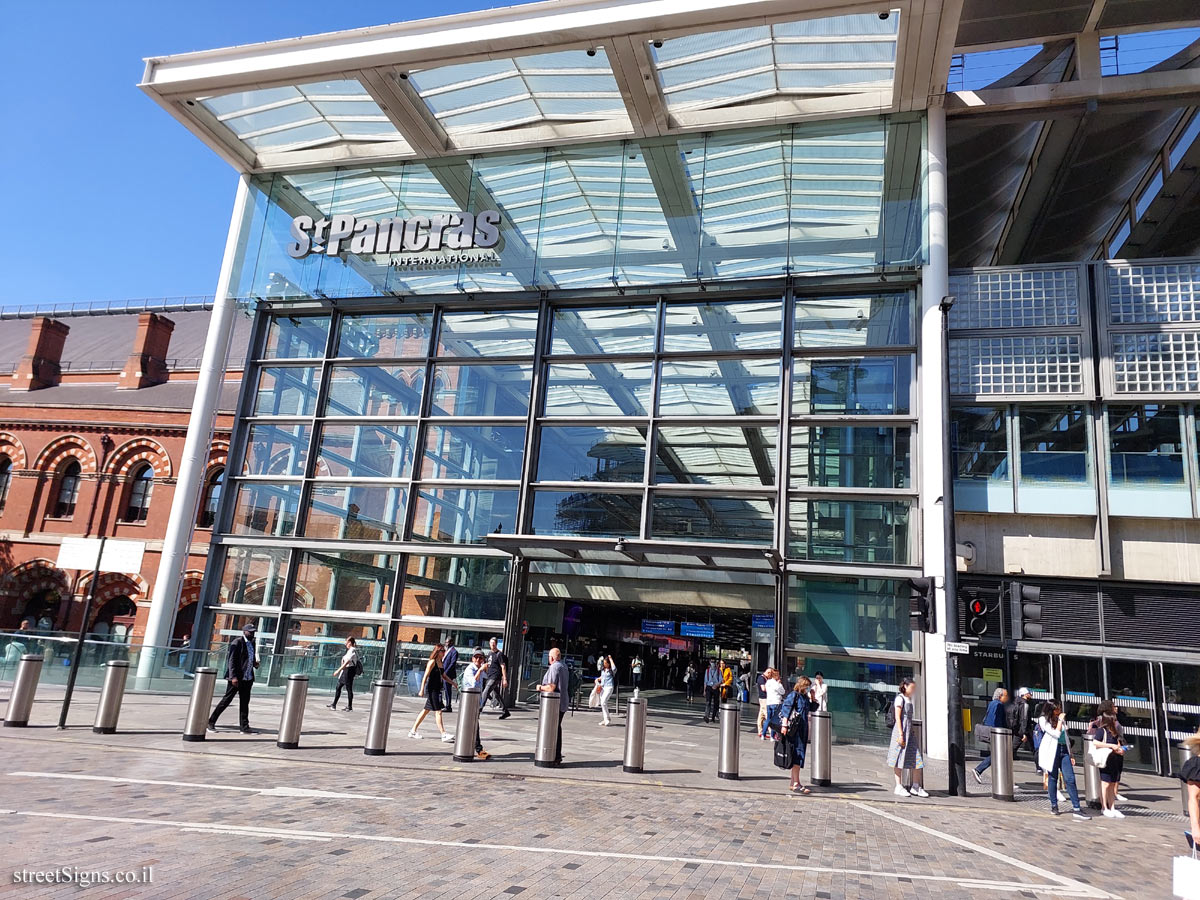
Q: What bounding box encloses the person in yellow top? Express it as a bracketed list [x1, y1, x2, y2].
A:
[720, 661, 734, 701]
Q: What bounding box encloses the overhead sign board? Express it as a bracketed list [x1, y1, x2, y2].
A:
[56, 538, 146, 575]
[680, 622, 715, 638]
[751, 614, 775, 629]
[640, 619, 674, 636]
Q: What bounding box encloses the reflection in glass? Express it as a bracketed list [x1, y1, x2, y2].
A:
[952, 408, 1009, 482]
[1108, 404, 1184, 484]
[530, 490, 641, 538]
[788, 498, 911, 563]
[1020, 406, 1089, 483]
[303, 483, 407, 541]
[794, 294, 912, 348]
[544, 362, 653, 416]
[325, 365, 424, 416]
[438, 309, 538, 357]
[217, 546, 290, 606]
[420, 425, 525, 481]
[412, 487, 519, 543]
[430, 364, 532, 416]
[229, 481, 301, 536]
[399, 555, 509, 622]
[655, 425, 777, 486]
[293, 550, 396, 615]
[243, 423, 310, 476]
[551, 306, 657, 355]
[788, 576, 911, 653]
[791, 426, 909, 489]
[337, 312, 432, 358]
[794, 356, 911, 415]
[263, 315, 330, 358]
[254, 366, 322, 416]
[282, 621, 389, 687]
[316, 424, 415, 479]
[651, 494, 775, 544]
[663, 300, 782, 352]
[658, 359, 780, 416]
[780, 654, 914, 746]
[537, 425, 646, 483]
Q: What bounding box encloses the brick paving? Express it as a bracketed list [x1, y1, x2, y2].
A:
[0, 685, 1190, 898]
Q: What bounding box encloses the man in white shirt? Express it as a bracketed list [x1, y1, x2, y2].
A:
[812, 672, 829, 712]
[461, 650, 490, 760]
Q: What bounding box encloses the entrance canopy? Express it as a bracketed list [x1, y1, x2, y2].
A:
[486, 533, 779, 574]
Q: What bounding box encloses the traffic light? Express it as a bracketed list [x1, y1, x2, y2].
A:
[1011, 581, 1043, 639]
[907, 577, 936, 634]
[967, 595, 989, 636]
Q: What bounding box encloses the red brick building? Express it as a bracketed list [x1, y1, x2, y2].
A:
[0, 304, 247, 647]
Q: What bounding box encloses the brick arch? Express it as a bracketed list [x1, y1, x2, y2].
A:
[77, 570, 147, 605]
[105, 438, 172, 478]
[0, 430, 28, 469]
[207, 439, 230, 470]
[33, 435, 98, 475]
[0, 559, 69, 603]
[180, 570, 205, 606]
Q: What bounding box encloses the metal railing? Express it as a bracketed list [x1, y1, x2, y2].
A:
[0, 296, 215, 320]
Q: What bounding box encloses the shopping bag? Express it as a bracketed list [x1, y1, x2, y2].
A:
[588, 685, 601, 708]
[1173, 854, 1200, 900]
[773, 736, 794, 769]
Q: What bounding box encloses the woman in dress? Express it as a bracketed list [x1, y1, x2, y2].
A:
[596, 655, 616, 725]
[1088, 700, 1126, 818]
[1179, 727, 1200, 848]
[408, 644, 455, 742]
[326, 637, 360, 711]
[778, 675, 813, 794]
[1037, 699, 1088, 819]
[887, 677, 929, 798]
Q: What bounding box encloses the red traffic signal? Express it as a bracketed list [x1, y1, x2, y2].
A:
[970, 599, 986, 616]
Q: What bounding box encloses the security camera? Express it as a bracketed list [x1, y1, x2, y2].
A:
[652, 39, 663, 48]
[878, 11, 890, 19]
[586, 47, 597, 57]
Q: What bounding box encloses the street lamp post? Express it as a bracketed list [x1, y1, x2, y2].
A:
[57, 432, 115, 730]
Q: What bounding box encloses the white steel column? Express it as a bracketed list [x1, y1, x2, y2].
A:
[137, 174, 252, 683]
[920, 106, 951, 761]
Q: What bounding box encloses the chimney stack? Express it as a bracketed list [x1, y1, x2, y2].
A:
[118, 313, 175, 390]
[12, 317, 70, 391]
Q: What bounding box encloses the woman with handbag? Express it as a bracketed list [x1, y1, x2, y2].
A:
[1181, 728, 1200, 851]
[595, 655, 616, 725]
[778, 675, 813, 794]
[1088, 702, 1126, 817]
[1037, 700, 1088, 819]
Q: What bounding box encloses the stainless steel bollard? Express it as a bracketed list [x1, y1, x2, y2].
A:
[92, 660, 130, 734]
[901, 720, 923, 790]
[4, 654, 44, 727]
[717, 701, 740, 780]
[453, 687, 481, 762]
[990, 726, 1014, 801]
[1083, 746, 1103, 809]
[1181, 742, 1197, 815]
[276, 673, 308, 749]
[182, 667, 217, 742]
[623, 696, 647, 773]
[808, 710, 832, 786]
[364, 680, 396, 756]
[534, 690, 561, 767]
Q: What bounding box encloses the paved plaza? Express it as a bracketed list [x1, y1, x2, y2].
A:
[0, 685, 1190, 899]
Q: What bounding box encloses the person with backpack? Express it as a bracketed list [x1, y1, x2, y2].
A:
[887, 677, 929, 798]
[703, 660, 721, 722]
[777, 675, 813, 794]
[327, 636, 362, 711]
[1037, 699, 1088, 819]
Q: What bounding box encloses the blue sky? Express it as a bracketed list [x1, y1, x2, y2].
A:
[0, 0, 498, 308]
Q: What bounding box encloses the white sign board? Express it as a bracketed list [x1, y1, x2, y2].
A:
[945, 641, 970, 655]
[56, 538, 146, 575]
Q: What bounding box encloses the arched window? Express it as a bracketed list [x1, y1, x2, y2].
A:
[123, 463, 154, 522]
[0, 454, 11, 513]
[197, 467, 224, 528]
[53, 460, 81, 518]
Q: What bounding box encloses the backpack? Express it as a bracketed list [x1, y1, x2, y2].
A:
[1032, 722, 1044, 751]
[353, 655, 364, 677]
[886, 694, 899, 729]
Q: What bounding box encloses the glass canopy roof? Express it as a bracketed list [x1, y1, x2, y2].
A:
[200, 79, 410, 154]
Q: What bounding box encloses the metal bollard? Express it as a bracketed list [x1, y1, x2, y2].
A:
[1083, 746, 1103, 809]
[453, 687, 482, 762]
[1181, 742, 1198, 815]
[534, 690, 561, 767]
[990, 726, 1014, 801]
[276, 673, 308, 749]
[717, 701, 740, 780]
[808, 710, 832, 786]
[4, 654, 45, 727]
[92, 660, 130, 734]
[182, 667, 217, 742]
[364, 680, 396, 756]
[623, 696, 647, 773]
[901, 719, 923, 790]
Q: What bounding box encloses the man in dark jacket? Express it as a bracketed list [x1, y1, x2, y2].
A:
[1009, 687, 1035, 760]
[971, 687, 1009, 783]
[441, 638, 458, 714]
[207, 622, 259, 734]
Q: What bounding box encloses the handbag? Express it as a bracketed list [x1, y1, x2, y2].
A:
[773, 735, 794, 769]
[1089, 745, 1112, 768]
[588, 683, 601, 708]
[973, 723, 991, 744]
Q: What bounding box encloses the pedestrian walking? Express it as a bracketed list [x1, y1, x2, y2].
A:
[478, 636, 510, 719]
[1180, 727, 1200, 848]
[631, 654, 643, 690]
[536, 647, 570, 763]
[1088, 701, 1127, 818]
[207, 622, 259, 734]
[595, 655, 616, 725]
[972, 687, 1010, 783]
[461, 649, 490, 760]
[779, 675, 813, 794]
[720, 660, 734, 702]
[408, 644, 455, 742]
[1011, 687, 1035, 761]
[761, 668, 786, 741]
[326, 637, 361, 711]
[811, 672, 828, 712]
[703, 659, 721, 722]
[441, 637, 458, 714]
[887, 677, 929, 798]
[684, 661, 697, 704]
[1037, 699, 1088, 819]
[754, 668, 769, 736]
